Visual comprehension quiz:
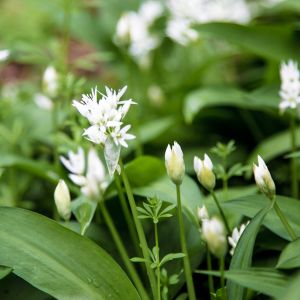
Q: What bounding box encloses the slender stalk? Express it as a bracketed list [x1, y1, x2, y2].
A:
[115, 174, 141, 257]
[273, 201, 297, 241]
[62, 0, 71, 75]
[290, 114, 298, 199]
[211, 191, 230, 233]
[119, 160, 157, 299]
[206, 246, 215, 300]
[176, 184, 196, 300]
[154, 223, 161, 300]
[99, 200, 149, 300]
[220, 257, 226, 300]
[51, 99, 60, 171]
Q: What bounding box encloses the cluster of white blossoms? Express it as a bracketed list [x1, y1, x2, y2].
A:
[115, 1, 164, 67]
[279, 60, 300, 113]
[228, 221, 250, 256]
[73, 85, 136, 149]
[166, 0, 251, 45]
[60, 147, 109, 199]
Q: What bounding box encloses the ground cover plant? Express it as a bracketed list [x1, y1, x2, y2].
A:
[1, 0, 300, 299]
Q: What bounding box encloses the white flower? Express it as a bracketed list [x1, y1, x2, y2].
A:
[115, 2, 163, 67]
[253, 155, 276, 199]
[73, 85, 136, 148]
[34, 93, 53, 110]
[54, 180, 71, 221]
[279, 60, 300, 112]
[166, 18, 198, 46]
[194, 154, 216, 191]
[165, 141, 185, 185]
[202, 217, 227, 258]
[60, 147, 109, 199]
[0, 49, 10, 62]
[60, 148, 85, 175]
[197, 205, 209, 222]
[43, 66, 59, 97]
[228, 221, 250, 256]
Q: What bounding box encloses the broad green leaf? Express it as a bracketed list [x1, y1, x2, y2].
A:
[125, 156, 203, 226]
[227, 205, 271, 300]
[198, 268, 287, 299]
[197, 22, 299, 61]
[183, 85, 278, 123]
[247, 128, 300, 169]
[0, 207, 139, 300]
[277, 238, 300, 269]
[281, 271, 300, 300]
[222, 195, 300, 241]
[0, 266, 12, 280]
[71, 196, 98, 235]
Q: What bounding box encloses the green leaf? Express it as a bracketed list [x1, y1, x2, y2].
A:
[198, 268, 287, 299]
[197, 22, 299, 61]
[222, 195, 300, 241]
[183, 85, 278, 123]
[0, 207, 140, 300]
[0, 266, 12, 280]
[227, 205, 272, 300]
[247, 128, 300, 169]
[280, 271, 300, 300]
[71, 196, 98, 235]
[277, 238, 300, 269]
[125, 156, 203, 226]
[160, 253, 185, 267]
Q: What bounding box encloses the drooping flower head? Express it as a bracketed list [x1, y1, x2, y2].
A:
[279, 60, 300, 113]
[228, 221, 250, 256]
[253, 155, 276, 199]
[165, 141, 185, 185]
[194, 154, 216, 191]
[60, 147, 109, 199]
[73, 86, 136, 148]
[202, 216, 227, 258]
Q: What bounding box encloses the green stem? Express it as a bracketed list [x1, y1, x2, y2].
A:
[206, 246, 215, 300]
[176, 184, 196, 300]
[211, 191, 230, 233]
[290, 114, 298, 199]
[154, 223, 161, 300]
[52, 99, 60, 171]
[99, 201, 149, 300]
[119, 160, 157, 299]
[273, 201, 297, 241]
[62, 0, 71, 75]
[115, 174, 142, 257]
[220, 257, 226, 300]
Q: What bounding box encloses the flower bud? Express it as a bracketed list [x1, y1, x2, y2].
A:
[253, 155, 276, 200]
[202, 217, 227, 258]
[43, 65, 59, 98]
[194, 154, 216, 191]
[228, 221, 250, 256]
[54, 180, 71, 221]
[197, 205, 209, 222]
[165, 142, 185, 185]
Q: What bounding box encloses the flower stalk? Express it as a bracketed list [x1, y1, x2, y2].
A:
[290, 114, 298, 199]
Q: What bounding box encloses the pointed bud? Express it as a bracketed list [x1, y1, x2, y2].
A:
[197, 205, 209, 222]
[43, 65, 59, 98]
[54, 180, 71, 221]
[253, 155, 276, 199]
[165, 141, 185, 185]
[194, 154, 216, 191]
[202, 217, 227, 258]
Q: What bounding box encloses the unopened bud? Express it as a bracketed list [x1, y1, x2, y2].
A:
[194, 154, 216, 191]
[165, 141, 185, 185]
[43, 65, 59, 98]
[202, 217, 227, 258]
[54, 180, 71, 221]
[197, 205, 209, 222]
[253, 155, 276, 200]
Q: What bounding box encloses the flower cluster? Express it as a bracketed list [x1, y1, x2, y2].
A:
[166, 0, 251, 45]
[279, 60, 300, 113]
[73, 85, 136, 148]
[115, 1, 164, 67]
[228, 221, 250, 256]
[60, 147, 109, 199]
